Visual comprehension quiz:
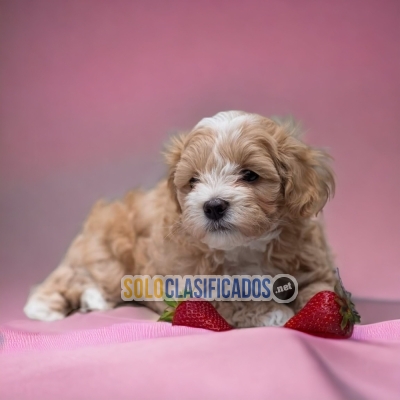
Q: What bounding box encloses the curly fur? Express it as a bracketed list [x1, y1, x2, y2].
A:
[24, 111, 337, 327]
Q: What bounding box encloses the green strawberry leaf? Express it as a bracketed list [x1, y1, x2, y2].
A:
[163, 296, 178, 308]
[158, 309, 174, 322]
[335, 268, 361, 329]
[340, 312, 349, 330]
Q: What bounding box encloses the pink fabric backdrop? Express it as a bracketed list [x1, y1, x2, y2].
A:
[1, 308, 400, 399]
[1, 0, 400, 324]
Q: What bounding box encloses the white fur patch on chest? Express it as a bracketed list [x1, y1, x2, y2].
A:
[222, 230, 281, 275]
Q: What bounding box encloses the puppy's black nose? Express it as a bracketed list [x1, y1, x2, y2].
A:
[203, 198, 229, 221]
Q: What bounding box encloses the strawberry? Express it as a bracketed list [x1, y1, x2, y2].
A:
[284, 270, 361, 339]
[159, 298, 233, 332]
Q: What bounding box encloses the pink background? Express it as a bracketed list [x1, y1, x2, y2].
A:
[1, 0, 399, 323]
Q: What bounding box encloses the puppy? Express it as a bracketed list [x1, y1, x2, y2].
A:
[24, 111, 337, 327]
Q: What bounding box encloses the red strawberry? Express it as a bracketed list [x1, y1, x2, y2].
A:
[159, 298, 233, 332]
[284, 270, 361, 339]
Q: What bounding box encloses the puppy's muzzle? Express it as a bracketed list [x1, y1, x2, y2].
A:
[203, 198, 229, 221]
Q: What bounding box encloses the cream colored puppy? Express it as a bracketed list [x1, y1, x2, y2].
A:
[24, 111, 336, 327]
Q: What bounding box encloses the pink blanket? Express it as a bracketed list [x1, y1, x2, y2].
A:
[1, 307, 400, 399]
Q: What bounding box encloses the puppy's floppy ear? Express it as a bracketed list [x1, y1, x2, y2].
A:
[164, 133, 187, 213]
[273, 126, 335, 219]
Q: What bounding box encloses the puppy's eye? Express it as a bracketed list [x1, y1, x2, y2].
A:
[189, 177, 199, 188]
[241, 170, 259, 182]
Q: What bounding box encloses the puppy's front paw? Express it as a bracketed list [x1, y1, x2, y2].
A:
[24, 297, 65, 321]
[80, 287, 111, 313]
[260, 305, 294, 327]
